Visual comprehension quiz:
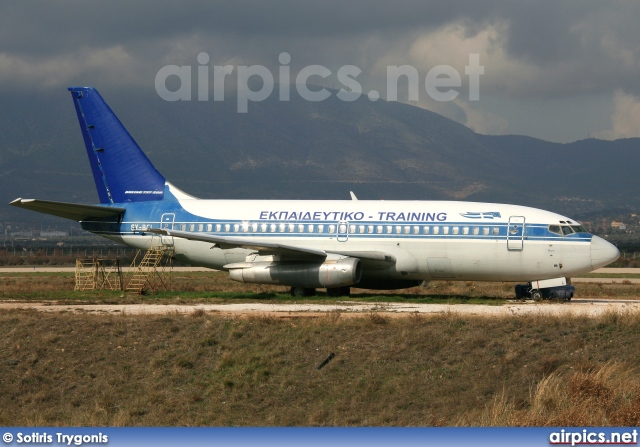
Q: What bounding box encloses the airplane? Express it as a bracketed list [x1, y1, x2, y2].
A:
[10, 87, 620, 300]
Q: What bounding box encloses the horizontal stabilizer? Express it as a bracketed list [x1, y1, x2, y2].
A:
[9, 198, 125, 221]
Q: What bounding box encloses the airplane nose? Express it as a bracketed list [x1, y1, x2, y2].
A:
[590, 235, 620, 270]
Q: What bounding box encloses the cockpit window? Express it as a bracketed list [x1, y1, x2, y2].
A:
[549, 224, 587, 236]
[548, 225, 561, 235]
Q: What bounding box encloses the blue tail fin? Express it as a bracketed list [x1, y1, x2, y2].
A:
[68, 87, 166, 204]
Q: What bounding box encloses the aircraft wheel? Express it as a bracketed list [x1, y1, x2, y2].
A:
[531, 290, 542, 301]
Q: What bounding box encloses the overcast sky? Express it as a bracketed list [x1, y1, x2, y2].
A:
[2, 0, 640, 142]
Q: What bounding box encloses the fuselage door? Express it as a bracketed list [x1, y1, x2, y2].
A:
[507, 216, 525, 250]
[337, 220, 349, 242]
[160, 213, 175, 245]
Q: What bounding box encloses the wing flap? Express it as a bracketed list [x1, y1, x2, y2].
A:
[326, 250, 396, 270]
[148, 229, 328, 259]
[9, 198, 125, 221]
[149, 229, 398, 267]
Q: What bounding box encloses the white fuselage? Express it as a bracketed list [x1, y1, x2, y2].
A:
[101, 193, 619, 283]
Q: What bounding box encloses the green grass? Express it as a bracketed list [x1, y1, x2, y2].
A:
[579, 273, 640, 279]
[3, 270, 640, 303]
[0, 271, 508, 304]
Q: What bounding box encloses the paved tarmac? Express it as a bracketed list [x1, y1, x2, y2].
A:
[1, 298, 638, 317]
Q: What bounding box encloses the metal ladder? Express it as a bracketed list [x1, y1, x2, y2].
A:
[125, 244, 173, 294]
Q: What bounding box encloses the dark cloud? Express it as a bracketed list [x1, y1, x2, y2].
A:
[1, 1, 640, 142]
[0, 1, 497, 56]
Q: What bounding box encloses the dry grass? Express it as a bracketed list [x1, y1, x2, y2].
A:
[1, 309, 640, 426]
[463, 362, 640, 426]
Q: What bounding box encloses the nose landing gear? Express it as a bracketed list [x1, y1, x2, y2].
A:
[515, 278, 574, 302]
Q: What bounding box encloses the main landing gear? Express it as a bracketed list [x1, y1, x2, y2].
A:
[289, 287, 316, 297]
[326, 286, 351, 297]
[289, 286, 351, 297]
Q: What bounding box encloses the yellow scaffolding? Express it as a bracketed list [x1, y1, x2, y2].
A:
[75, 258, 123, 291]
[124, 240, 174, 294]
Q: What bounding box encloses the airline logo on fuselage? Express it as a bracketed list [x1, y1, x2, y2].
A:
[460, 212, 501, 219]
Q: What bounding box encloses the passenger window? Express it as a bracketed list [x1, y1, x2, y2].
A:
[367, 225, 373, 234]
[206, 224, 212, 232]
[404, 226, 410, 234]
[338, 224, 347, 233]
[359, 225, 365, 234]
[463, 227, 469, 235]
[386, 226, 393, 234]
[279, 224, 285, 232]
[328, 225, 336, 233]
[492, 227, 499, 235]
[215, 224, 221, 232]
[288, 224, 294, 233]
[443, 227, 449, 235]
[424, 226, 430, 234]
[308, 224, 314, 232]
[252, 223, 258, 232]
[197, 224, 203, 232]
[433, 226, 439, 235]
[452, 227, 459, 235]
[234, 224, 240, 232]
[482, 227, 489, 235]
[317, 225, 324, 233]
[224, 224, 230, 232]
[269, 224, 276, 232]
[261, 223, 267, 232]
[413, 226, 419, 234]
[472, 227, 479, 235]
[377, 226, 383, 234]
[298, 224, 304, 233]
[180, 224, 186, 231]
[395, 226, 402, 234]
[349, 225, 356, 233]
[189, 223, 195, 231]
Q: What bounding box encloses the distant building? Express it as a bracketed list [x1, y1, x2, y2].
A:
[40, 231, 68, 237]
[9, 231, 33, 238]
[610, 221, 627, 230]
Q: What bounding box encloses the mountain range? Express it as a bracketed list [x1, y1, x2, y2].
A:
[1, 87, 638, 224]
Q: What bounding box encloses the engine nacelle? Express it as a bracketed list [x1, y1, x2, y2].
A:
[228, 257, 362, 288]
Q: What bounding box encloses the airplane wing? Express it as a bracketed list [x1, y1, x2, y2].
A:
[149, 228, 327, 259]
[9, 198, 125, 221]
[148, 228, 396, 266]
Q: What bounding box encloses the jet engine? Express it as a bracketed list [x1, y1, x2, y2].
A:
[227, 256, 361, 288]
